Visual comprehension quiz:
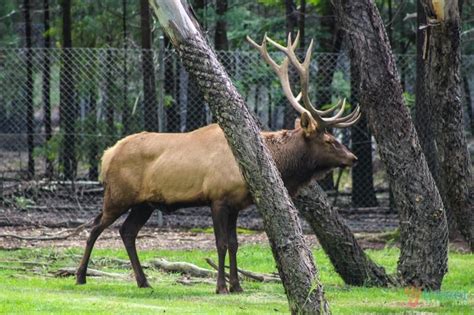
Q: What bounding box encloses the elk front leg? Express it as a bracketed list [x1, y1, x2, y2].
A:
[211, 201, 229, 294]
[228, 210, 243, 293]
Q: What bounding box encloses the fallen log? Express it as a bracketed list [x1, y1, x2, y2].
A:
[149, 258, 216, 278]
[54, 267, 127, 279]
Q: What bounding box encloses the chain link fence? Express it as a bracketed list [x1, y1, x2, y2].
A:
[0, 47, 473, 231]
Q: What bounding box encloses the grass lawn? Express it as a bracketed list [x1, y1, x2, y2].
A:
[0, 244, 472, 314]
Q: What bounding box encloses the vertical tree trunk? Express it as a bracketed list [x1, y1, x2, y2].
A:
[59, 0, 77, 180]
[140, 0, 159, 131]
[149, 1, 330, 312]
[333, 0, 448, 289]
[282, 0, 299, 130]
[215, 0, 228, 51]
[295, 180, 395, 286]
[387, 0, 393, 45]
[23, 0, 34, 179]
[164, 37, 180, 132]
[299, 0, 306, 48]
[350, 61, 377, 207]
[122, 0, 130, 135]
[105, 46, 115, 144]
[43, 0, 53, 178]
[415, 1, 439, 184]
[88, 88, 98, 180]
[315, 2, 343, 191]
[419, 0, 474, 250]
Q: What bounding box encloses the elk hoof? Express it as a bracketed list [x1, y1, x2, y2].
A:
[216, 286, 229, 294]
[230, 285, 244, 293]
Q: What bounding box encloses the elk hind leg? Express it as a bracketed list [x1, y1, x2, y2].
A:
[119, 204, 154, 288]
[76, 209, 124, 285]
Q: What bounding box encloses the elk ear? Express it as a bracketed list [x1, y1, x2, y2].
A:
[300, 112, 317, 137]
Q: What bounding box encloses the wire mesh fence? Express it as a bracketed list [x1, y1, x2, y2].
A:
[0, 47, 472, 229]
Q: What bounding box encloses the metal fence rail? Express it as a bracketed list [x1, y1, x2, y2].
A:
[0, 47, 472, 227]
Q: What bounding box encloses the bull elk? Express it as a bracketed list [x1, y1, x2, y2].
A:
[76, 33, 360, 294]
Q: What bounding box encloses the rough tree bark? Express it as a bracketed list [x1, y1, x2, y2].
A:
[295, 180, 396, 287]
[419, 0, 474, 250]
[333, 0, 448, 289]
[149, 1, 329, 313]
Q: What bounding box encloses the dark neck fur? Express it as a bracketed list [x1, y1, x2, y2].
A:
[263, 129, 329, 196]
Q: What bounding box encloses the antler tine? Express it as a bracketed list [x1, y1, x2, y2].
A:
[249, 33, 361, 129]
[246, 35, 314, 120]
[265, 33, 324, 118]
[246, 34, 279, 74]
[332, 106, 362, 127]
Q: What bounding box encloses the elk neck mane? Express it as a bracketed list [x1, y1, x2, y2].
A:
[262, 128, 321, 195]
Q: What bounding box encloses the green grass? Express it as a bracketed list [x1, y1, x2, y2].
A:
[0, 245, 472, 314]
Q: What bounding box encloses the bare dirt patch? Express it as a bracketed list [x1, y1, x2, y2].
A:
[1, 225, 395, 251]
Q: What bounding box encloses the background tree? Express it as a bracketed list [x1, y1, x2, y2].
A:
[418, 0, 473, 250]
[333, 0, 448, 289]
[350, 61, 377, 207]
[140, 0, 159, 131]
[281, 0, 300, 130]
[122, 0, 130, 135]
[215, 0, 228, 51]
[42, 0, 53, 178]
[59, 0, 77, 180]
[314, 1, 343, 191]
[149, 0, 330, 312]
[23, 0, 34, 179]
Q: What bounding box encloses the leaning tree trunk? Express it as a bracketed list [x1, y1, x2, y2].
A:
[295, 180, 396, 287]
[149, 1, 329, 313]
[419, 0, 474, 250]
[333, 0, 448, 290]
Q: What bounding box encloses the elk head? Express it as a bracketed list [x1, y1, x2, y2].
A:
[247, 33, 360, 171]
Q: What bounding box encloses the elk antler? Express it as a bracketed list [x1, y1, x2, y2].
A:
[247, 32, 361, 129]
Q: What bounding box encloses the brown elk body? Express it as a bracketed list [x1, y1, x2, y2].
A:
[76, 33, 360, 293]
